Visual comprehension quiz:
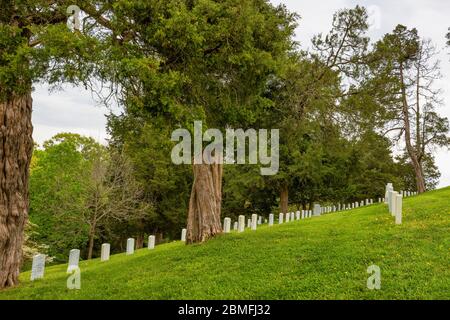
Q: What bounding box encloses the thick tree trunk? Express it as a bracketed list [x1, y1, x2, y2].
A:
[0, 93, 33, 289]
[280, 185, 288, 214]
[186, 162, 223, 244]
[411, 160, 426, 193]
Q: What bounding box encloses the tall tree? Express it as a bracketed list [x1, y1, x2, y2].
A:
[76, 0, 298, 244]
[370, 26, 450, 193]
[267, 5, 370, 212]
[0, 0, 116, 288]
[0, 1, 68, 288]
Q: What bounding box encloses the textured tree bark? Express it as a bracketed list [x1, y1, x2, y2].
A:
[186, 162, 223, 244]
[136, 235, 144, 249]
[280, 185, 288, 214]
[0, 93, 33, 289]
[411, 160, 426, 193]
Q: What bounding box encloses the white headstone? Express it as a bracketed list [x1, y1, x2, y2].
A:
[258, 216, 262, 225]
[285, 212, 290, 223]
[247, 218, 251, 228]
[251, 214, 257, 231]
[233, 222, 238, 231]
[385, 183, 394, 204]
[296, 211, 300, 220]
[126, 238, 135, 254]
[388, 190, 394, 213]
[224, 217, 231, 233]
[390, 192, 398, 217]
[313, 204, 321, 216]
[291, 212, 295, 221]
[269, 214, 274, 226]
[238, 215, 245, 232]
[181, 229, 187, 242]
[148, 235, 155, 250]
[31, 254, 45, 281]
[101, 243, 110, 261]
[279, 213, 284, 224]
[67, 249, 80, 273]
[395, 194, 403, 225]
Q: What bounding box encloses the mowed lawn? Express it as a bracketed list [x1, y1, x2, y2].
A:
[1, 188, 449, 300]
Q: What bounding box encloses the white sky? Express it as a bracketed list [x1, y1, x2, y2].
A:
[32, 0, 450, 187]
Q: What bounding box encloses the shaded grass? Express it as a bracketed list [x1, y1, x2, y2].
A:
[1, 188, 449, 300]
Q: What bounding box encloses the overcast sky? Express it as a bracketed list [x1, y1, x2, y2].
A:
[32, 0, 450, 187]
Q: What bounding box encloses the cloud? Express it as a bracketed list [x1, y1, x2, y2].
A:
[32, 84, 115, 145]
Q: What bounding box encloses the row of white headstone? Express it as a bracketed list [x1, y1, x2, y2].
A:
[31, 185, 418, 281]
[384, 183, 416, 225]
[30, 231, 186, 281]
[30, 209, 310, 281]
[310, 198, 378, 216]
[222, 209, 317, 235]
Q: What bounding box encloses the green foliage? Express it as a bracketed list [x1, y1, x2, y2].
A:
[395, 153, 441, 191]
[30, 133, 99, 261]
[71, 0, 299, 130]
[29, 133, 151, 261]
[2, 188, 449, 299]
[108, 115, 192, 239]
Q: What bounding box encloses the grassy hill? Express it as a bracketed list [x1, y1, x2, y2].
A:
[1, 187, 449, 300]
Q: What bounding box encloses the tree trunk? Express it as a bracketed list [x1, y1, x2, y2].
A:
[280, 185, 288, 214]
[156, 232, 163, 243]
[0, 93, 33, 289]
[87, 222, 96, 260]
[186, 162, 223, 244]
[400, 64, 426, 194]
[136, 235, 144, 249]
[411, 161, 426, 193]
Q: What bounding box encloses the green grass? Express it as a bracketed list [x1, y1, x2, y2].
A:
[1, 188, 449, 300]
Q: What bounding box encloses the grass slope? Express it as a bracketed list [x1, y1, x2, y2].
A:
[1, 188, 449, 300]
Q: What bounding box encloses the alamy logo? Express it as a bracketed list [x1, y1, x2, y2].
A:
[67, 5, 81, 31]
[171, 121, 279, 176]
[67, 267, 81, 290]
[367, 265, 381, 290]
